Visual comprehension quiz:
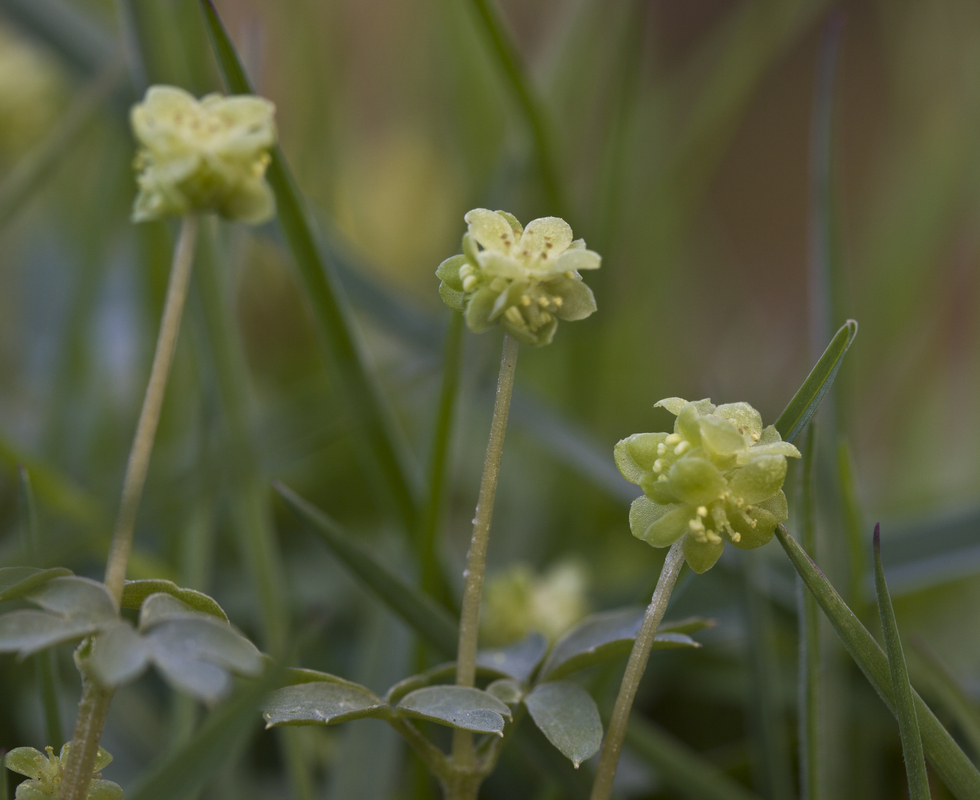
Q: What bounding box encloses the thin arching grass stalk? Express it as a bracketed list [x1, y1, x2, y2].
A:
[451, 333, 519, 774]
[589, 538, 685, 800]
[104, 215, 199, 604]
[61, 216, 199, 800]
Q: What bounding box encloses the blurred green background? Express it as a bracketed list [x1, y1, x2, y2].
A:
[0, 0, 978, 798]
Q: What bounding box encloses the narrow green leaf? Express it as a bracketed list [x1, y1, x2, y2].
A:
[0, 568, 72, 602]
[263, 682, 390, 728]
[419, 311, 464, 605]
[775, 525, 980, 800]
[774, 319, 858, 444]
[395, 686, 510, 734]
[127, 666, 282, 800]
[198, 0, 419, 533]
[524, 681, 602, 767]
[274, 483, 458, 658]
[798, 424, 821, 800]
[874, 525, 931, 800]
[121, 580, 228, 623]
[624, 715, 763, 800]
[540, 607, 705, 681]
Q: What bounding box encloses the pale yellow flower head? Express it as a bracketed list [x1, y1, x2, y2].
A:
[0, 26, 61, 161]
[130, 85, 277, 224]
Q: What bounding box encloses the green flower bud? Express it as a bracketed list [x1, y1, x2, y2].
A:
[130, 85, 277, 224]
[0, 26, 62, 162]
[482, 560, 591, 645]
[435, 209, 600, 346]
[615, 398, 801, 573]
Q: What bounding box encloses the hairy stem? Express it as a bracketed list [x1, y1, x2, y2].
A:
[59, 671, 113, 800]
[590, 539, 686, 800]
[104, 215, 199, 603]
[452, 333, 519, 770]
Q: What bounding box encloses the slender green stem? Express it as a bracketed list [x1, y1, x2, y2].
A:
[452, 333, 520, 770]
[799, 425, 821, 800]
[590, 538, 686, 800]
[420, 312, 465, 604]
[58, 672, 113, 800]
[104, 215, 199, 604]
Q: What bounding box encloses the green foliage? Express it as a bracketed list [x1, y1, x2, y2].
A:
[523, 681, 602, 767]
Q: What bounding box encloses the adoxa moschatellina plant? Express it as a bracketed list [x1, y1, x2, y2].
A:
[1, 84, 276, 800]
[260, 209, 612, 800]
[588, 397, 801, 800]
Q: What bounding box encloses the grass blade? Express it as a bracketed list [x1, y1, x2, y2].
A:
[274, 483, 458, 659]
[910, 639, 980, 758]
[127, 667, 282, 800]
[0, 58, 125, 230]
[774, 525, 980, 799]
[774, 319, 858, 444]
[0, 0, 116, 76]
[798, 425, 821, 800]
[0, 432, 104, 528]
[624, 716, 762, 800]
[17, 469, 63, 749]
[874, 525, 931, 800]
[465, 0, 565, 216]
[419, 312, 465, 605]
[198, 0, 419, 534]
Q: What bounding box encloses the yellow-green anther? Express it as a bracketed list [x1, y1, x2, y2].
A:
[130, 85, 277, 224]
[614, 398, 801, 573]
[435, 209, 601, 346]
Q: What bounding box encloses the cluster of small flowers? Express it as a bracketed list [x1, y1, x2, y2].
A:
[615, 398, 800, 573]
[436, 209, 599, 346]
[4, 744, 121, 800]
[130, 86, 276, 224]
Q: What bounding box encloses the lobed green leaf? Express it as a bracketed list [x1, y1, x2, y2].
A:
[121, 581, 228, 623]
[263, 682, 390, 728]
[395, 686, 510, 735]
[0, 567, 72, 602]
[524, 681, 602, 767]
[476, 632, 548, 683]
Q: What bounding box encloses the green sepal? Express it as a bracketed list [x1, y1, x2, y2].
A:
[550, 278, 596, 321]
[728, 506, 778, 550]
[682, 534, 725, 574]
[4, 748, 44, 778]
[667, 458, 725, 506]
[464, 287, 498, 333]
[629, 497, 691, 548]
[698, 415, 746, 456]
[728, 455, 787, 504]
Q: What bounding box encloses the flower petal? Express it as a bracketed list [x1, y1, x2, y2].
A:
[682, 534, 725, 574]
[629, 498, 692, 548]
[436, 254, 466, 292]
[519, 217, 573, 258]
[550, 279, 597, 321]
[465, 208, 517, 253]
[465, 287, 499, 333]
[667, 457, 725, 505]
[552, 248, 601, 273]
[728, 455, 787, 504]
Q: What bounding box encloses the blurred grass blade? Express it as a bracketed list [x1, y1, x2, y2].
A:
[127, 667, 281, 800]
[465, 0, 565, 215]
[274, 483, 458, 658]
[419, 312, 464, 605]
[17, 469, 63, 750]
[624, 716, 762, 800]
[0, 433, 104, 528]
[741, 551, 794, 800]
[910, 639, 980, 757]
[198, 0, 419, 533]
[798, 425, 821, 800]
[0, 58, 125, 230]
[837, 438, 868, 617]
[774, 525, 980, 799]
[874, 525, 931, 800]
[807, 12, 844, 361]
[774, 319, 858, 444]
[0, 0, 116, 76]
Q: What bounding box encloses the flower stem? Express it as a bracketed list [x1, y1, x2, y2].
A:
[58, 672, 113, 800]
[451, 333, 519, 770]
[590, 539, 686, 800]
[103, 215, 199, 604]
